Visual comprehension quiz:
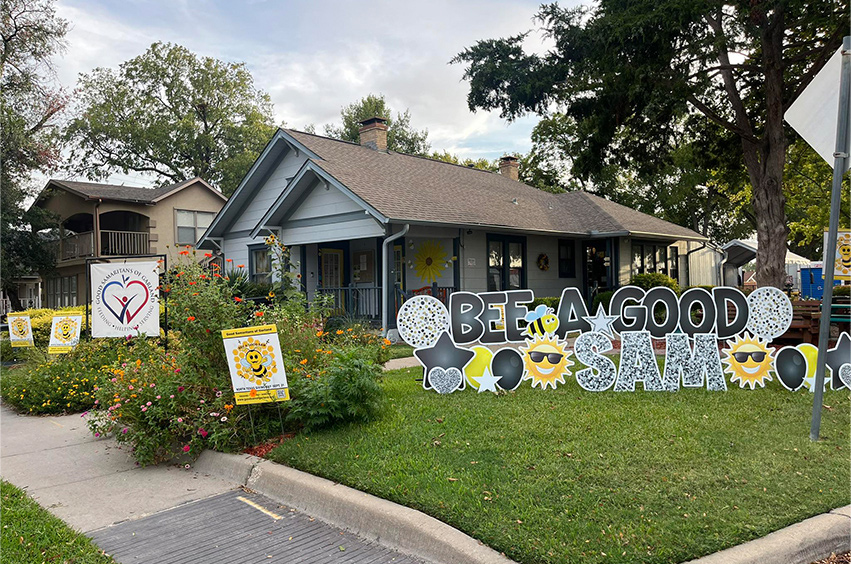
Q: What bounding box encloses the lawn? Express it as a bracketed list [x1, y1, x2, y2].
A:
[269, 367, 850, 564]
[0, 480, 115, 564]
[385, 343, 415, 360]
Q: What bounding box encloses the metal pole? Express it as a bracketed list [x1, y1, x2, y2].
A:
[810, 36, 851, 441]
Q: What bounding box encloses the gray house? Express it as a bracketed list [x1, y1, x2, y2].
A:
[198, 118, 707, 328]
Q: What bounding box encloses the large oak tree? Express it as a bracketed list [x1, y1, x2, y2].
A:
[453, 0, 844, 288]
[65, 42, 276, 196]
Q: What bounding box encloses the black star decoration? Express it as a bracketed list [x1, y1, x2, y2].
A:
[414, 331, 475, 390]
[826, 332, 851, 390]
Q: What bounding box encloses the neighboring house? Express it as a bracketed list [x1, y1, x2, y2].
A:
[722, 239, 811, 293]
[30, 177, 227, 308]
[198, 117, 708, 328]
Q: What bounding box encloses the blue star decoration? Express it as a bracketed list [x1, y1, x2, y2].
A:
[826, 332, 851, 390]
[582, 304, 619, 338]
[414, 331, 475, 390]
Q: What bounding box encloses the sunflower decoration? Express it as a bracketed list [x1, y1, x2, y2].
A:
[413, 240, 447, 284]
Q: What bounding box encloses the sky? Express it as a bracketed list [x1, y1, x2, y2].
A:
[51, 0, 578, 187]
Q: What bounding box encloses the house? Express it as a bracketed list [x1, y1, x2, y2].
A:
[722, 239, 811, 292]
[198, 117, 708, 329]
[30, 177, 227, 308]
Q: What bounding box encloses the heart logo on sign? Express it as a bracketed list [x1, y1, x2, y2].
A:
[102, 277, 150, 324]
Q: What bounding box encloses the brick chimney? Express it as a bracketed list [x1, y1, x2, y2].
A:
[499, 155, 519, 181]
[358, 116, 388, 151]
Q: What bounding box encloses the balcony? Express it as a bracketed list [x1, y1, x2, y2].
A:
[55, 230, 150, 261]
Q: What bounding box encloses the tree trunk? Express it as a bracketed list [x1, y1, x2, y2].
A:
[751, 160, 790, 289]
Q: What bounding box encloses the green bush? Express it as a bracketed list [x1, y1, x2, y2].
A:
[833, 285, 850, 298]
[529, 296, 560, 311]
[0, 338, 150, 414]
[592, 291, 615, 313]
[631, 273, 680, 294]
[287, 348, 383, 431]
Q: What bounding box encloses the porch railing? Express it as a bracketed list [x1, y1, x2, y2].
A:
[316, 286, 382, 320]
[56, 231, 95, 261]
[101, 230, 149, 256]
[0, 296, 41, 316]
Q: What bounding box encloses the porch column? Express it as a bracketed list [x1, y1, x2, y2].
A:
[382, 224, 409, 335]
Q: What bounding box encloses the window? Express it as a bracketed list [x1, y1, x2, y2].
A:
[175, 210, 215, 246]
[558, 239, 576, 278]
[249, 246, 271, 284]
[46, 276, 77, 308]
[487, 235, 526, 291]
[631, 242, 680, 281]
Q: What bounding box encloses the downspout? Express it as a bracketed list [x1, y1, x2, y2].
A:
[94, 200, 102, 256]
[382, 223, 409, 336]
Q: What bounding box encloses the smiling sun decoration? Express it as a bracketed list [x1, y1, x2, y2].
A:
[722, 333, 775, 389]
[520, 334, 573, 390]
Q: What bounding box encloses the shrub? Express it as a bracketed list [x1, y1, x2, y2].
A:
[529, 296, 560, 311]
[592, 291, 615, 313]
[287, 348, 383, 431]
[833, 285, 850, 298]
[0, 337, 150, 414]
[631, 273, 680, 294]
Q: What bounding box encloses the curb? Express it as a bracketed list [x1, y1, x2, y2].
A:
[685, 505, 851, 564]
[192, 450, 516, 564]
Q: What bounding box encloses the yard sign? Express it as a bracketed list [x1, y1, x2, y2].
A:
[222, 324, 289, 405]
[7, 314, 33, 347]
[90, 262, 160, 338]
[48, 314, 83, 354]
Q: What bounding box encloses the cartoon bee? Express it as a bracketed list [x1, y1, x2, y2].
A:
[241, 348, 273, 382]
[838, 242, 851, 271]
[55, 319, 76, 343]
[523, 304, 560, 338]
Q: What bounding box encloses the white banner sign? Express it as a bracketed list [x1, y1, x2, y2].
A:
[91, 262, 160, 338]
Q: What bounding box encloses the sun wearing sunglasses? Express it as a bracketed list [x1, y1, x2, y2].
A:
[528, 351, 564, 364]
[732, 351, 767, 363]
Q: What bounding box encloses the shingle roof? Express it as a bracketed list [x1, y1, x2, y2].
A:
[283, 129, 704, 240]
[44, 177, 224, 204]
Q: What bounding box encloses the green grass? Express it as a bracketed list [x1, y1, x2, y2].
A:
[269, 367, 850, 564]
[1, 480, 115, 564]
[384, 343, 415, 360]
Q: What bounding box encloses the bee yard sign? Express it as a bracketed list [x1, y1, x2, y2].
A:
[222, 324, 289, 405]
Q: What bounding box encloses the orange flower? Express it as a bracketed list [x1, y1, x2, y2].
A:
[316, 330, 324, 337]
[176, 271, 184, 277]
[336, 330, 344, 335]
[254, 311, 264, 317]
[189, 281, 197, 285]
[237, 264, 245, 268]
[192, 292, 199, 296]
[187, 316, 196, 321]
[347, 328, 353, 332]
[179, 250, 190, 256]
[213, 273, 222, 278]
[226, 258, 233, 263]
[300, 358, 308, 365]
[224, 404, 233, 411]
[211, 263, 220, 270]
[204, 253, 213, 258]
[234, 296, 243, 302]
[200, 274, 207, 279]
[383, 338, 392, 346]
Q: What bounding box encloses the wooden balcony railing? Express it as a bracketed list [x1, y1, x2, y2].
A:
[101, 230, 149, 256]
[54, 230, 149, 260]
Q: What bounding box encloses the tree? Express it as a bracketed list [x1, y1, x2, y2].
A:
[65, 42, 276, 196]
[1, 0, 67, 308]
[324, 93, 430, 155]
[453, 1, 844, 288]
[429, 150, 496, 171]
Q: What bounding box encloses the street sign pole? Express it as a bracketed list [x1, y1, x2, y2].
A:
[810, 36, 850, 441]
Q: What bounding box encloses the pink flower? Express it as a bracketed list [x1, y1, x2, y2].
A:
[177, 418, 183, 423]
[141, 407, 147, 412]
[220, 416, 227, 422]
[174, 368, 181, 374]
[94, 400, 99, 405]
[128, 385, 134, 390]
[183, 445, 191, 452]
[215, 391, 223, 398]
[149, 383, 155, 388]
[199, 400, 205, 404]
[111, 378, 117, 382]
[81, 412, 88, 418]
[122, 428, 128, 434]
[178, 386, 185, 392]
[94, 433, 100, 437]
[169, 395, 174, 399]
[210, 412, 219, 417]
[198, 428, 208, 438]
[156, 395, 161, 399]
[146, 401, 152, 406]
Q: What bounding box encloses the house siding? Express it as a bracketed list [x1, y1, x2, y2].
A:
[230, 150, 306, 233]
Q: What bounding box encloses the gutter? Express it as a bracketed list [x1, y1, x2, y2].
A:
[382, 224, 409, 336]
